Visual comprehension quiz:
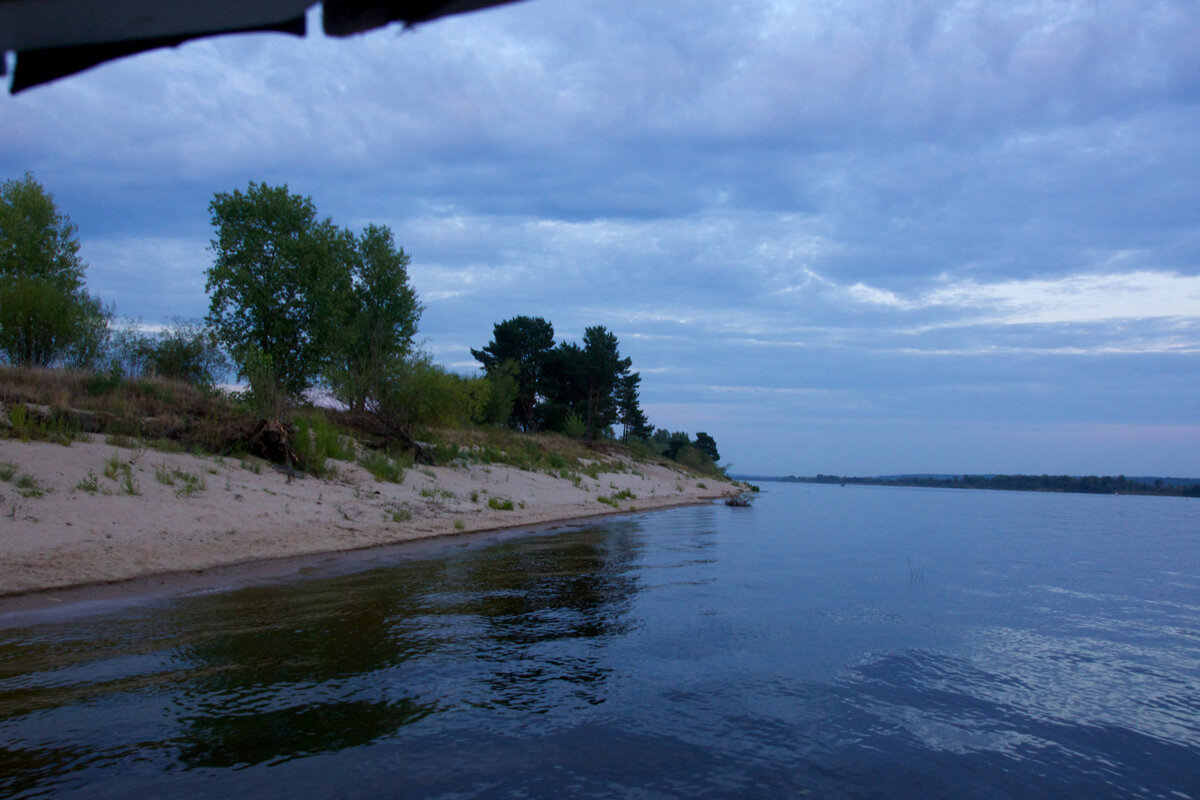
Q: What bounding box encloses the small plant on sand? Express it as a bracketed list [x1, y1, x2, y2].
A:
[0, 461, 16, 481]
[155, 464, 206, 497]
[121, 470, 141, 496]
[453, 518, 466, 531]
[470, 490, 479, 503]
[487, 496, 514, 511]
[15, 473, 44, 498]
[391, 507, 412, 523]
[103, 452, 124, 481]
[75, 469, 101, 494]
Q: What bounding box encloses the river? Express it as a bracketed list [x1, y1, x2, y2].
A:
[2, 482, 1198, 798]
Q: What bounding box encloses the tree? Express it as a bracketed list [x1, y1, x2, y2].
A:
[205, 182, 354, 401]
[325, 224, 422, 411]
[109, 318, 228, 389]
[0, 173, 111, 367]
[616, 371, 652, 442]
[471, 315, 555, 430]
[580, 325, 632, 441]
[694, 432, 720, 463]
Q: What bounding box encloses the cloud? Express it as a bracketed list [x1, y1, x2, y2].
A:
[843, 269, 1200, 326]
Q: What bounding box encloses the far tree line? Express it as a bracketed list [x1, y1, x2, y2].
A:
[0, 173, 722, 470]
[787, 473, 1200, 497]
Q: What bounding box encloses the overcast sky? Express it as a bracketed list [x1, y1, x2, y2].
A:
[4, 0, 1200, 477]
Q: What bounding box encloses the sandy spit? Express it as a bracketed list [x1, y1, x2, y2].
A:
[0, 438, 738, 598]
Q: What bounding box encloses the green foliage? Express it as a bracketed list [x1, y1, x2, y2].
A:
[694, 432, 720, 463]
[674, 445, 725, 478]
[0, 173, 112, 369]
[103, 451, 123, 480]
[324, 224, 421, 411]
[109, 319, 227, 388]
[597, 488, 635, 507]
[487, 496, 514, 510]
[0, 461, 16, 481]
[471, 316, 555, 430]
[6, 402, 76, 445]
[370, 353, 479, 438]
[477, 362, 519, 426]
[238, 345, 286, 420]
[561, 413, 586, 439]
[293, 411, 354, 474]
[206, 182, 354, 401]
[359, 450, 405, 483]
[75, 469, 100, 493]
[155, 464, 207, 497]
[14, 472, 44, 498]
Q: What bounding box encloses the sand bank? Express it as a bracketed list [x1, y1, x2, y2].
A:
[0, 438, 736, 598]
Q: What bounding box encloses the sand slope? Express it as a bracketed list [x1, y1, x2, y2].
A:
[0, 438, 736, 596]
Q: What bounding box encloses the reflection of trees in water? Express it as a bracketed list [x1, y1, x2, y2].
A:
[427, 523, 644, 711]
[170, 568, 441, 769]
[170, 521, 644, 766]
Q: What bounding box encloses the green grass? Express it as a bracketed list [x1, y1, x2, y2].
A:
[15, 473, 44, 498]
[359, 450, 405, 483]
[293, 411, 356, 475]
[0, 461, 16, 482]
[155, 463, 206, 497]
[6, 403, 77, 445]
[487, 496, 514, 511]
[597, 489, 634, 508]
[103, 451, 124, 481]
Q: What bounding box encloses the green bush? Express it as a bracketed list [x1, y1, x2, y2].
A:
[359, 450, 405, 483]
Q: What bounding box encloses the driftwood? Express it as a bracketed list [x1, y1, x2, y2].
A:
[725, 491, 755, 507]
[244, 418, 300, 467]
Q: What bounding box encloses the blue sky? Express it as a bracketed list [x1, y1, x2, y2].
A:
[4, 0, 1200, 477]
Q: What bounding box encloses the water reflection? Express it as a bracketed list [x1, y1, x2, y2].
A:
[0, 522, 645, 791]
[2, 488, 1199, 799]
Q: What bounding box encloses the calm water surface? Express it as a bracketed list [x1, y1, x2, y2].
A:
[2, 483, 1199, 798]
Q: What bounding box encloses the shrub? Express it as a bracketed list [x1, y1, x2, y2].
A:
[359, 450, 404, 483]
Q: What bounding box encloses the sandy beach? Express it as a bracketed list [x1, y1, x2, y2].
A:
[0, 438, 737, 598]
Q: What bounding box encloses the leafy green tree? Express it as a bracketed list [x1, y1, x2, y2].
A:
[694, 432, 720, 463]
[325, 224, 421, 411]
[471, 315, 555, 430]
[0, 172, 111, 367]
[205, 182, 354, 402]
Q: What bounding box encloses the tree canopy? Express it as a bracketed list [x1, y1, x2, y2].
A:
[470, 315, 555, 430]
[0, 172, 110, 367]
[205, 182, 420, 408]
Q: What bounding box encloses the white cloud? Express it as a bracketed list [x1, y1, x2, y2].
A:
[843, 270, 1200, 325]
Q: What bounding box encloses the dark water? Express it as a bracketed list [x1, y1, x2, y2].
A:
[2, 483, 1199, 799]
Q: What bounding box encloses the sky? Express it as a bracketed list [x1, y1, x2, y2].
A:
[3, 0, 1200, 477]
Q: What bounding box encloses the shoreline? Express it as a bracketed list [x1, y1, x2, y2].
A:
[0, 438, 737, 608]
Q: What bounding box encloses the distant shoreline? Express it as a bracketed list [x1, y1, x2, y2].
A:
[745, 473, 1200, 498]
